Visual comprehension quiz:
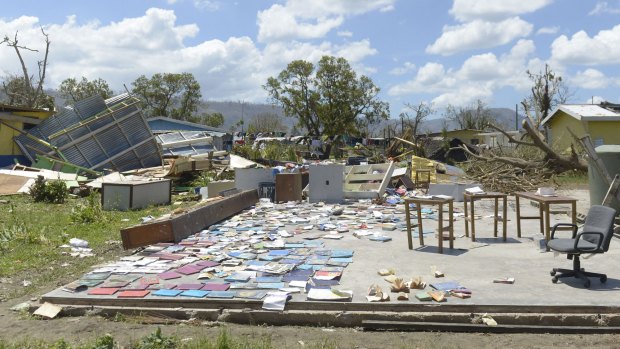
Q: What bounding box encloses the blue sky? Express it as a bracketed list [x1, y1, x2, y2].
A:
[1, 0, 619, 118]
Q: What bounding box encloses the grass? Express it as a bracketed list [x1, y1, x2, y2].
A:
[0, 328, 303, 349]
[552, 170, 589, 189]
[0, 194, 195, 300]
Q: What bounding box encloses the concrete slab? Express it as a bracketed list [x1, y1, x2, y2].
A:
[41, 189, 620, 327]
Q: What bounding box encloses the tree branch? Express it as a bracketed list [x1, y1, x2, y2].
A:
[485, 123, 537, 147]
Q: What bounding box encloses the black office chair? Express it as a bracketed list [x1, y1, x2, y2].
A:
[547, 205, 616, 288]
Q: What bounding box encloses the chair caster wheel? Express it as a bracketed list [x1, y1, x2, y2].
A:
[584, 280, 591, 288]
[550, 270, 556, 276]
[601, 275, 607, 283]
[552, 276, 558, 283]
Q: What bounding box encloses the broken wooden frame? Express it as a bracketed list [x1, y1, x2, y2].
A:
[344, 161, 395, 199]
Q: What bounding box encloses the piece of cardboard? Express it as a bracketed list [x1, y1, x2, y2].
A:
[33, 302, 62, 319]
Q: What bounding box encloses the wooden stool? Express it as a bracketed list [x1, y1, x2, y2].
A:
[404, 196, 454, 253]
[463, 192, 508, 241]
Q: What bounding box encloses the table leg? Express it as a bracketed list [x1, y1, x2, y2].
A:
[571, 201, 577, 226]
[405, 201, 413, 250]
[470, 197, 476, 241]
[464, 197, 469, 238]
[544, 203, 551, 249]
[515, 195, 522, 238]
[449, 200, 454, 249]
[438, 202, 444, 254]
[493, 197, 499, 238]
[417, 204, 424, 247]
[502, 196, 507, 242]
[539, 201, 544, 236]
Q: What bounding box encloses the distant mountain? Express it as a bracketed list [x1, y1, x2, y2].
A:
[412, 107, 524, 134]
[202, 101, 294, 132]
[202, 102, 525, 135]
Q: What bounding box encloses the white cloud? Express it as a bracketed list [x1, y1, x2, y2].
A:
[571, 68, 610, 89]
[537, 26, 559, 35]
[389, 62, 416, 75]
[337, 30, 353, 37]
[589, 1, 620, 15]
[551, 25, 620, 65]
[257, 0, 395, 42]
[426, 17, 532, 56]
[257, 4, 344, 42]
[390, 40, 539, 107]
[193, 0, 220, 11]
[0, 9, 268, 102]
[450, 0, 553, 21]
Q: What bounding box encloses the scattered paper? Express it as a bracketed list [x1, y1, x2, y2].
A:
[262, 291, 290, 311]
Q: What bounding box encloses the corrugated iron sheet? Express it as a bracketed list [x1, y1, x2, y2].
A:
[155, 131, 220, 157]
[14, 94, 162, 172]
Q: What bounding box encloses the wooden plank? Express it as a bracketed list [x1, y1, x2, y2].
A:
[120, 221, 174, 250]
[0, 173, 31, 195]
[120, 189, 259, 249]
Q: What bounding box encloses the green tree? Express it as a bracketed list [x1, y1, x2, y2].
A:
[264, 55, 389, 137]
[202, 112, 224, 127]
[58, 77, 114, 104]
[246, 112, 287, 134]
[131, 72, 201, 119]
[1, 28, 54, 109]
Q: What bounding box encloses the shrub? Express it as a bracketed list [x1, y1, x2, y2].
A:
[29, 176, 68, 204]
[71, 192, 105, 224]
[132, 328, 177, 349]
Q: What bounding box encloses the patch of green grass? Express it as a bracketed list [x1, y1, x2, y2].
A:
[0, 194, 196, 299]
[553, 170, 589, 189]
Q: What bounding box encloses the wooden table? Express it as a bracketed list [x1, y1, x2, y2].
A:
[514, 192, 577, 246]
[463, 192, 508, 241]
[404, 196, 454, 253]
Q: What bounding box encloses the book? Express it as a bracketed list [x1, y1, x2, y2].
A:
[415, 292, 432, 301]
[428, 290, 446, 302]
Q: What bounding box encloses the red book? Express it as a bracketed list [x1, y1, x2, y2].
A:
[88, 287, 120, 295]
[117, 290, 150, 298]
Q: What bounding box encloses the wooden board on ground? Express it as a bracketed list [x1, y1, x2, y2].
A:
[120, 189, 259, 249]
[0, 173, 31, 195]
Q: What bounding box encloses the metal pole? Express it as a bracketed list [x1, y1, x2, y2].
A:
[515, 103, 518, 131]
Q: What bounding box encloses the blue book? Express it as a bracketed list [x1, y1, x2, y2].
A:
[246, 260, 269, 266]
[268, 249, 291, 256]
[152, 289, 182, 297]
[225, 273, 252, 282]
[257, 282, 285, 289]
[256, 276, 282, 283]
[180, 290, 208, 298]
[430, 281, 462, 291]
